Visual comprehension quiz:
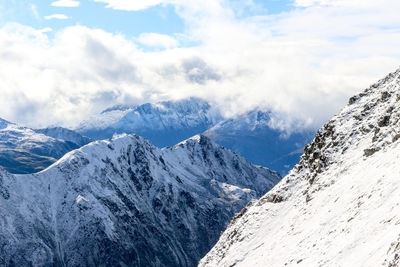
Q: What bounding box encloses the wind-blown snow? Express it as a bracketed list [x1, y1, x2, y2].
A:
[200, 68, 400, 267]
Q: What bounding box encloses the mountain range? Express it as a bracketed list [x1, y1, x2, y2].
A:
[76, 98, 313, 175]
[200, 68, 400, 266]
[0, 134, 280, 266]
[1, 67, 399, 266]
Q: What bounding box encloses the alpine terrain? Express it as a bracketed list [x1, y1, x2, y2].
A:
[0, 118, 90, 174]
[0, 134, 280, 266]
[200, 68, 400, 266]
[77, 97, 312, 174]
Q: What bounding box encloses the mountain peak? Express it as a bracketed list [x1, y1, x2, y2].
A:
[174, 134, 210, 147]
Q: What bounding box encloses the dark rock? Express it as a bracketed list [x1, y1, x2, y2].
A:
[378, 115, 391, 127]
[364, 148, 377, 157]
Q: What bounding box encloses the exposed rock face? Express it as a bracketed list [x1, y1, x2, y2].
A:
[0, 134, 280, 266]
[200, 68, 400, 266]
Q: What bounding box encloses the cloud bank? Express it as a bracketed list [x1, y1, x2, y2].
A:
[0, 0, 399, 132]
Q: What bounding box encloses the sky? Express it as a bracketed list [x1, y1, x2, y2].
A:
[0, 0, 399, 131]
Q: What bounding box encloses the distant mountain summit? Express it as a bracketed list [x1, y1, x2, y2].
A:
[0, 134, 280, 266]
[77, 98, 222, 147]
[200, 68, 400, 266]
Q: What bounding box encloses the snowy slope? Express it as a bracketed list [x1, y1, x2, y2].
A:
[0, 120, 82, 174]
[77, 98, 222, 147]
[204, 111, 314, 175]
[200, 68, 400, 267]
[0, 134, 280, 266]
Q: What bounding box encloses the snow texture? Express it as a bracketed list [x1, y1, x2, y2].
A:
[200, 68, 400, 267]
[0, 134, 280, 266]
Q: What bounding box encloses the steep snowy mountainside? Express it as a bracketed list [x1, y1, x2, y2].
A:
[0, 134, 280, 266]
[200, 68, 400, 267]
[77, 97, 222, 147]
[204, 111, 314, 175]
[0, 120, 84, 174]
[35, 126, 92, 147]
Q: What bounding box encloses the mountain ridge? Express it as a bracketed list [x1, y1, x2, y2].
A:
[199, 67, 400, 266]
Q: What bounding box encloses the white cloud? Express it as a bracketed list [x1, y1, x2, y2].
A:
[51, 0, 80, 7]
[93, 0, 165, 11]
[44, 14, 70, 20]
[39, 27, 53, 33]
[31, 4, 40, 20]
[137, 33, 178, 48]
[0, 0, 400, 132]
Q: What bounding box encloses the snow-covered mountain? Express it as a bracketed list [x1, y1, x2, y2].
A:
[0, 134, 280, 266]
[0, 119, 90, 174]
[200, 68, 400, 266]
[77, 98, 222, 147]
[204, 111, 314, 175]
